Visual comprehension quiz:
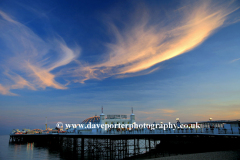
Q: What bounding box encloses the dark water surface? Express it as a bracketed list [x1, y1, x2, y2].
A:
[0, 135, 62, 160]
[1, 135, 240, 160]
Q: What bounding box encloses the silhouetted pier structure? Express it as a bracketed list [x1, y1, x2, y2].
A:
[9, 119, 240, 159]
[9, 131, 240, 160]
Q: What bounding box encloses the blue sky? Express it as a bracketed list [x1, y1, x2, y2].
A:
[0, 0, 240, 134]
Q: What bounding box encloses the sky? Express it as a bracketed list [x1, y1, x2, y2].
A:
[0, 0, 240, 134]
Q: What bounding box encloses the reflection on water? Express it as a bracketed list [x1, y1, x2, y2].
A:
[9, 142, 61, 160]
[0, 135, 60, 160]
[26, 142, 34, 159]
[12, 143, 34, 159]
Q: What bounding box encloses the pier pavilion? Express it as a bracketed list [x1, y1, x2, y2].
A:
[81, 107, 135, 125]
[66, 107, 136, 133]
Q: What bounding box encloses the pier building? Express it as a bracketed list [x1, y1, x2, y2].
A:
[65, 107, 136, 133]
[81, 107, 135, 126]
[99, 107, 135, 125]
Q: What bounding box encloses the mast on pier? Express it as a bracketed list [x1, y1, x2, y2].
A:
[45, 117, 47, 130]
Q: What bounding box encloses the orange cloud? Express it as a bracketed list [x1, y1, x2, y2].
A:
[73, 0, 239, 82]
[4, 72, 36, 90]
[0, 1, 239, 94]
[137, 109, 177, 115]
[0, 10, 80, 95]
[0, 84, 17, 96]
[27, 63, 67, 89]
[158, 109, 177, 114]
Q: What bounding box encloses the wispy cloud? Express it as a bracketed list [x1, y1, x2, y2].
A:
[0, 10, 18, 24]
[27, 63, 67, 89]
[158, 109, 177, 114]
[115, 67, 160, 79]
[138, 109, 177, 115]
[0, 84, 17, 96]
[230, 58, 240, 63]
[0, 10, 80, 95]
[0, 0, 239, 95]
[71, 0, 239, 83]
[5, 72, 36, 90]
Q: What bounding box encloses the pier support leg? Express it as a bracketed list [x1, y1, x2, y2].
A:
[81, 138, 84, 159]
[73, 138, 78, 156]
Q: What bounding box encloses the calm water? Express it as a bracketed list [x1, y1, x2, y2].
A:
[0, 135, 62, 160]
[1, 135, 240, 160]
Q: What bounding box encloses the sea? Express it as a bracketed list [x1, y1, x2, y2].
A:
[1, 135, 240, 160]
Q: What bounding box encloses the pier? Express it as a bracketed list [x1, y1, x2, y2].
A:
[9, 128, 240, 160]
